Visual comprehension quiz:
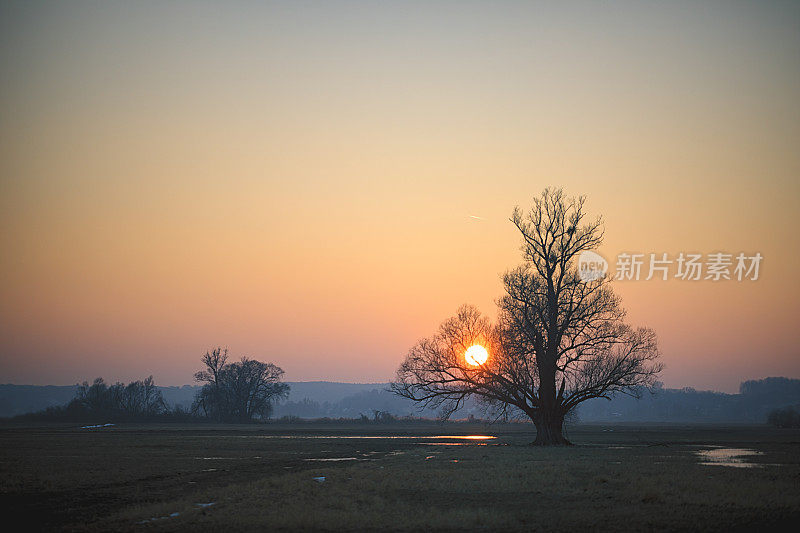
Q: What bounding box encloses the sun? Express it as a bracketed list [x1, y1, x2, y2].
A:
[465, 344, 489, 366]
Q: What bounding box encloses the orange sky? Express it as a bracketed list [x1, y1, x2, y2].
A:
[1, 1, 798, 392]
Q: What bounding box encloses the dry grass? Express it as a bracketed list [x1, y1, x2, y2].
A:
[1, 423, 799, 531]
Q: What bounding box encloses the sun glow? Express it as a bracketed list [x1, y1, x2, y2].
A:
[464, 344, 489, 366]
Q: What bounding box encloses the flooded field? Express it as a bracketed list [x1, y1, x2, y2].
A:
[1, 423, 798, 531]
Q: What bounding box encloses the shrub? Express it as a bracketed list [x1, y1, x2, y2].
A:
[767, 406, 800, 428]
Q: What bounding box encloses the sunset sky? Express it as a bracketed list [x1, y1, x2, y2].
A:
[1, 1, 798, 392]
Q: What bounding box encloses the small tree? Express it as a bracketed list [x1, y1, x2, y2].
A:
[767, 407, 800, 428]
[122, 376, 168, 416]
[75, 378, 116, 412]
[193, 348, 290, 422]
[392, 189, 662, 445]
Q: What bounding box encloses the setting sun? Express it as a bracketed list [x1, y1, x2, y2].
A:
[465, 345, 489, 366]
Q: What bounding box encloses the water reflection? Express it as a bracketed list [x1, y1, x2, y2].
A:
[248, 435, 497, 440]
[305, 457, 362, 462]
[696, 447, 764, 468]
[418, 442, 489, 446]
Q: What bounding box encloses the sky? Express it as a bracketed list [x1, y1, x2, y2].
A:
[1, 1, 798, 392]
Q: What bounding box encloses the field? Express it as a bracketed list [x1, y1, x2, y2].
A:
[1, 422, 799, 531]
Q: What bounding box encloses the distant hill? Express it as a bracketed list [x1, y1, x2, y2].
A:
[0, 385, 78, 417]
[282, 381, 387, 404]
[2, 377, 799, 422]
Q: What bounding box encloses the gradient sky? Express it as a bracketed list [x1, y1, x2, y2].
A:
[1, 1, 798, 392]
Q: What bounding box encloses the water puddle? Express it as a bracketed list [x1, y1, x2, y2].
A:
[695, 447, 764, 468]
[305, 457, 362, 462]
[212, 435, 496, 440]
[417, 442, 489, 446]
[137, 512, 180, 524]
[195, 456, 262, 460]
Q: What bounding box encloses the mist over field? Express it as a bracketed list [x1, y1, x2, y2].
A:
[4, 377, 799, 424]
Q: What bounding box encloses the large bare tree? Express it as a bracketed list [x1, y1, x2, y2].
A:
[392, 189, 662, 445]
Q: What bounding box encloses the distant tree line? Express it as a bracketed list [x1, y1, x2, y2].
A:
[273, 411, 502, 425]
[274, 388, 429, 420]
[12, 376, 188, 423]
[9, 349, 290, 424]
[269, 377, 800, 424]
[6, 372, 800, 426]
[74, 376, 168, 417]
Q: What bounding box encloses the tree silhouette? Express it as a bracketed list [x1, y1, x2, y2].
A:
[392, 189, 662, 445]
[193, 348, 290, 422]
[74, 376, 168, 418]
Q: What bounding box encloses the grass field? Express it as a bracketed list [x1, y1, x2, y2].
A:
[1, 422, 799, 531]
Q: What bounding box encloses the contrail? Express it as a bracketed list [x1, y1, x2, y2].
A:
[469, 215, 485, 220]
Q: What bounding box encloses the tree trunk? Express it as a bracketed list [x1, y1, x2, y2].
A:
[532, 413, 571, 446]
[533, 351, 569, 445]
